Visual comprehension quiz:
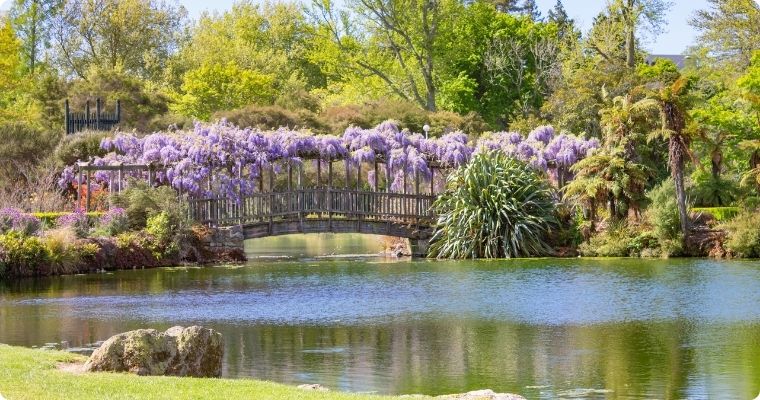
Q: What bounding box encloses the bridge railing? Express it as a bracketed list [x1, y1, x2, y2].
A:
[187, 188, 436, 227]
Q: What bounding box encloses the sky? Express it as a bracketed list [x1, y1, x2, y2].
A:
[0, 0, 721, 54]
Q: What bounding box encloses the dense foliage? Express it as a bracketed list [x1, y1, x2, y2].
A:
[429, 151, 557, 258]
[2, 0, 760, 258]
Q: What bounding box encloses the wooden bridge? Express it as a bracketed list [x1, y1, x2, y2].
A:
[187, 188, 436, 254]
[77, 158, 444, 256]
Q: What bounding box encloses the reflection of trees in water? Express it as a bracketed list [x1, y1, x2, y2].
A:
[1, 304, 760, 397]
[216, 320, 758, 398]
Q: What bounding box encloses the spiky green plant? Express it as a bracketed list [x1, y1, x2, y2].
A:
[429, 151, 557, 259]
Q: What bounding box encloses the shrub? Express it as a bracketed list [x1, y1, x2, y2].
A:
[318, 104, 369, 134]
[111, 182, 186, 230]
[428, 111, 489, 137]
[56, 209, 90, 238]
[578, 224, 637, 257]
[95, 207, 129, 236]
[429, 151, 557, 258]
[147, 113, 195, 132]
[33, 211, 103, 228]
[215, 104, 328, 133]
[146, 212, 176, 241]
[43, 227, 85, 274]
[645, 179, 684, 256]
[0, 231, 50, 278]
[0, 208, 41, 236]
[67, 68, 170, 132]
[0, 122, 61, 182]
[689, 170, 740, 207]
[55, 130, 111, 166]
[691, 206, 740, 222]
[721, 210, 760, 258]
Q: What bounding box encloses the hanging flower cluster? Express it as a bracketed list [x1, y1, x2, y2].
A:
[477, 126, 599, 180]
[59, 121, 598, 199]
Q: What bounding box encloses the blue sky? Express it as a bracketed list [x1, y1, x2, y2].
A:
[0, 0, 717, 54]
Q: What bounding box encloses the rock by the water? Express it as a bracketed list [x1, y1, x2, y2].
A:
[84, 326, 223, 378]
[297, 384, 329, 391]
[435, 390, 526, 400]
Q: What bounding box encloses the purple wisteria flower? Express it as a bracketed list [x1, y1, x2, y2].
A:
[59, 120, 598, 198]
[57, 209, 90, 238]
[0, 208, 41, 236]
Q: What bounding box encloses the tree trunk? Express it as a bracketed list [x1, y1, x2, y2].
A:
[750, 150, 760, 193]
[711, 148, 722, 179]
[625, 0, 636, 68]
[608, 194, 617, 221]
[672, 147, 689, 240]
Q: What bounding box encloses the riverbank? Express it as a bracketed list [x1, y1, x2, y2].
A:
[0, 224, 246, 281]
[0, 344, 396, 400]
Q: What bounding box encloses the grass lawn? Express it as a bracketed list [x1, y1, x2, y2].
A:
[0, 344, 401, 400]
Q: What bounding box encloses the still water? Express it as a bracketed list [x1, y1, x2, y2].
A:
[1, 234, 759, 399]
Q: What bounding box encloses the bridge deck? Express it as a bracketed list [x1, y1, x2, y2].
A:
[188, 188, 436, 237]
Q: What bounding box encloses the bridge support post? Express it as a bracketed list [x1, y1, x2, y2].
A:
[408, 238, 430, 258]
[203, 225, 246, 260]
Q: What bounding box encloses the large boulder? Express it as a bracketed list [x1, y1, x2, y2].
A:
[84, 326, 223, 377]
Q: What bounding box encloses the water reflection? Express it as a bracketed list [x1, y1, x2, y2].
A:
[1, 255, 760, 398]
[244, 233, 389, 258]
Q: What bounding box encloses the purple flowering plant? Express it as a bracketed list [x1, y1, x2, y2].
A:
[60, 120, 597, 200]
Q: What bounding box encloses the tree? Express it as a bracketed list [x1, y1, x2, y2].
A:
[518, 0, 541, 20]
[9, 0, 61, 74]
[0, 19, 22, 99]
[311, 0, 454, 111]
[736, 51, 760, 190]
[177, 2, 321, 94]
[691, 0, 760, 69]
[49, 0, 187, 80]
[599, 91, 656, 161]
[645, 77, 693, 239]
[547, 0, 577, 41]
[565, 148, 650, 224]
[172, 62, 276, 120]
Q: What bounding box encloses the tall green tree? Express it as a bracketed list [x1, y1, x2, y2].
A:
[690, 0, 760, 69]
[9, 0, 61, 74]
[645, 77, 694, 239]
[49, 0, 187, 80]
[311, 0, 453, 111]
[565, 148, 650, 223]
[172, 62, 276, 120]
[177, 1, 320, 95]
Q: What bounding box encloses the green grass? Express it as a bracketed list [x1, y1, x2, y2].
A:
[0, 344, 401, 400]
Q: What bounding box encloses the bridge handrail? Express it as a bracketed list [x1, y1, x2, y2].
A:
[188, 188, 436, 227]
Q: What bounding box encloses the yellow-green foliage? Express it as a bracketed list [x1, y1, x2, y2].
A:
[0, 344, 398, 400]
[145, 211, 179, 258]
[33, 212, 103, 228]
[43, 228, 98, 274]
[0, 231, 49, 278]
[691, 207, 740, 222]
[721, 210, 760, 258]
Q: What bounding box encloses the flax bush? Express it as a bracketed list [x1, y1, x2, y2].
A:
[429, 151, 557, 259]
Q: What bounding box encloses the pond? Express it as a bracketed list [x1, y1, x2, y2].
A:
[1, 235, 759, 399]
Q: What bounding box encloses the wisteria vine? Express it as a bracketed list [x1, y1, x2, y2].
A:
[59, 121, 599, 199]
